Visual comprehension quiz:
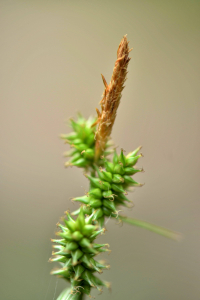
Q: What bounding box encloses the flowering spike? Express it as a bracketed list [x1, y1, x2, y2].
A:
[51, 35, 178, 300]
[95, 35, 131, 159]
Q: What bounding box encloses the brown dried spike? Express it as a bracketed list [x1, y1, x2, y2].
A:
[94, 35, 131, 160]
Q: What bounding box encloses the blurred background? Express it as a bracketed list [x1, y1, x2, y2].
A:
[1, 1, 200, 299]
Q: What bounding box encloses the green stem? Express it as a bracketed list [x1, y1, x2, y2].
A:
[57, 288, 85, 300]
[119, 216, 181, 241]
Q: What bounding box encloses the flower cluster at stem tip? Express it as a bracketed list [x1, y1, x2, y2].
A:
[50, 35, 178, 300]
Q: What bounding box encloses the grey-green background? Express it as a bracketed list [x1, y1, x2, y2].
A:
[1, 1, 200, 299]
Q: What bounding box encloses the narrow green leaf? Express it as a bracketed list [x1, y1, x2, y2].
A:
[119, 216, 181, 241]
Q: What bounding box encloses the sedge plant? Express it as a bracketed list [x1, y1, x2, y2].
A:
[49, 35, 179, 300]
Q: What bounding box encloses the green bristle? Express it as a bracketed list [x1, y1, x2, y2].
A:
[86, 175, 111, 190]
[98, 215, 105, 228]
[90, 228, 105, 239]
[83, 148, 95, 159]
[72, 158, 87, 167]
[124, 166, 142, 175]
[104, 161, 114, 173]
[70, 153, 82, 164]
[94, 165, 112, 182]
[111, 183, 125, 193]
[123, 175, 142, 186]
[64, 220, 77, 232]
[53, 249, 70, 257]
[74, 143, 88, 152]
[116, 192, 131, 202]
[79, 238, 92, 249]
[82, 224, 97, 236]
[94, 248, 109, 253]
[69, 119, 78, 130]
[72, 195, 89, 205]
[119, 149, 126, 167]
[100, 170, 113, 182]
[113, 150, 119, 164]
[57, 223, 67, 232]
[89, 258, 103, 273]
[71, 249, 83, 265]
[93, 208, 104, 220]
[113, 163, 125, 175]
[52, 244, 63, 251]
[102, 190, 114, 199]
[63, 258, 72, 269]
[65, 211, 76, 222]
[81, 270, 96, 287]
[63, 149, 77, 157]
[112, 174, 124, 183]
[60, 132, 78, 141]
[89, 198, 102, 208]
[103, 199, 116, 212]
[82, 205, 93, 215]
[57, 231, 73, 241]
[102, 206, 112, 216]
[89, 188, 102, 199]
[66, 242, 79, 251]
[76, 208, 85, 229]
[50, 255, 66, 263]
[69, 138, 83, 145]
[85, 211, 96, 225]
[81, 254, 93, 268]
[95, 261, 108, 269]
[126, 146, 142, 158]
[71, 208, 80, 216]
[85, 134, 95, 147]
[93, 243, 108, 249]
[94, 165, 103, 178]
[72, 231, 83, 241]
[51, 268, 71, 277]
[126, 154, 142, 167]
[51, 239, 66, 246]
[91, 274, 108, 287]
[74, 264, 85, 280]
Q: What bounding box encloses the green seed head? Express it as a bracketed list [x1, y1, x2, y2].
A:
[71, 149, 143, 225]
[50, 210, 109, 296]
[61, 115, 112, 169]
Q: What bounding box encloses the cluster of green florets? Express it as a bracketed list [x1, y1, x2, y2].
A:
[60, 115, 112, 169]
[72, 147, 144, 227]
[50, 209, 110, 298]
[52, 115, 144, 299]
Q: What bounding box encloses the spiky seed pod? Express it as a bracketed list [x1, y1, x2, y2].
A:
[94, 35, 132, 159]
[50, 209, 109, 298]
[60, 115, 113, 169]
[72, 147, 143, 226]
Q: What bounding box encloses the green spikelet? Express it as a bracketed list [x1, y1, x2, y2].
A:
[50, 209, 109, 298]
[71, 148, 143, 225]
[61, 115, 112, 169]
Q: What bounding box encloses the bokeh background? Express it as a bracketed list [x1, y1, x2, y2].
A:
[1, 1, 200, 299]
